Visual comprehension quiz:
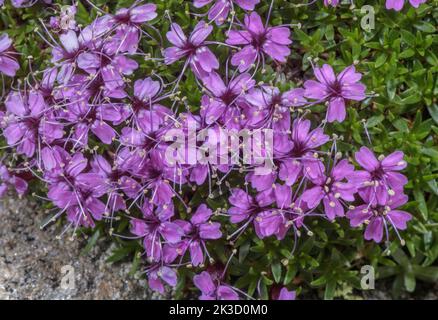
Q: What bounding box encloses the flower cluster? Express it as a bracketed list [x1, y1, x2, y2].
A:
[0, 0, 415, 300]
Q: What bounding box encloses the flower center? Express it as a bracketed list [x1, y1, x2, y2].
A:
[250, 32, 267, 49]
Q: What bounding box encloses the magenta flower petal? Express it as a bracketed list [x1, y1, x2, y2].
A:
[193, 271, 216, 296]
[191, 203, 213, 225]
[217, 286, 239, 300]
[234, 0, 260, 10]
[148, 276, 165, 294]
[199, 222, 222, 239]
[59, 30, 79, 54]
[208, 1, 230, 25]
[323, 196, 344, 221]
[129, 4, 157, 23]
[332, 159, 355, 181]
[409, 0, 427, 8]
[160, 222, 184, 243]
[244, 12, 264, 34]
[279, 159, 301, 186]
[327, 97, 346, 123]
[195, 47, 219, 72]
[226, 30, 252, 45]
[337, 65, 362, 83]
[346, 205, 372, 227]
[387, 210, 412, 230]
[365, 216, 384, 243]
[386, 0, 405, 10]
[5, 92, 27, 116]
[342, 83, 366, 101]
[91, 120, 116, 144]
[277, 288, 296, 300]
[381, 151, 407, 170]
[189, 241, 204, 266]
[315, 64, 336, 85]
[229, 188, 252, 209]
[302, 186, 324, 208]
[167, 23, 187, 47]
[0, 56, 19, 77]
[160, 266, 178, 286]
[303, 80, 328, 100]
[355, 147, 380, 171]
[12, 176, 28, 196]
[0, 33, 12, 52]
[231, 45, 258, 72]
[190, 21, 213, 46]
[262, 42, 290, 63]
[193, 0, 213, 8]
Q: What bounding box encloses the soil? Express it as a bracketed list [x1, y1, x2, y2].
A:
[0, 197, 153, 300]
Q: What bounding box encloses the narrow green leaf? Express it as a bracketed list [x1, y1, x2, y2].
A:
[271, 262, 282, 284]
[81, 229, 100, 256]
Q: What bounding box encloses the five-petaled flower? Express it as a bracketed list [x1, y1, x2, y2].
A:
[164, 21, 219, 78]
[347, 192, 412, 243]
[226, 12, 292, 72]
[304, 64, 366, 122]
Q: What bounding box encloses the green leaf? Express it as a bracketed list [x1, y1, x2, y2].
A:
[399, 49, 415, 59]
[366, 115, 384, 128]
[375, 53, 388, 68]
[414, 22, 436, 33]
[106, 246, 135, 263]
[421, 147, 438, 161]
[324, 280, 336, 300]
[271, 262, 282, 283]
[239, 242, 250, 263]
[311, 275, 327, 287]
[400, 30, 416, 47]
[404, 268, 416, 293]
[401, 93, 422, 105]
[414, 188, 429, 220]
[129, 250, 142, 276]
[81, 229, 100, 256]
[413, 265, 438, 282]
[283, 266, 297, 285]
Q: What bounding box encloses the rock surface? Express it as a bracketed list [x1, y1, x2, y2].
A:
[0, 197, 151, 300]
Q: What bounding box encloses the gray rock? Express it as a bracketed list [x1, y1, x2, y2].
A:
[0, 197, 151, 300]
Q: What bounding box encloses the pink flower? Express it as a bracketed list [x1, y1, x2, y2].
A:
[323, 0, 340, 7]
[145, 245, 179, 294]
[3, 91, 63, 157]
[174, 204, 222, 266]
[164, 21, 219, 79]
[226, 12, 291, 72]
[347, 192, 412, 243]
[302, 159, 356, 221]
[304, 64, 366, 122]
[200, 71, 255, 129]
[274, 287, 296, 300]
[0, 164, 28, 198]
[130, 202, 184, 262]
[349, 147, 408, 205]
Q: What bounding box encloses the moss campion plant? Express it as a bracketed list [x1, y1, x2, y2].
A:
[0, 0, 437, 299]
